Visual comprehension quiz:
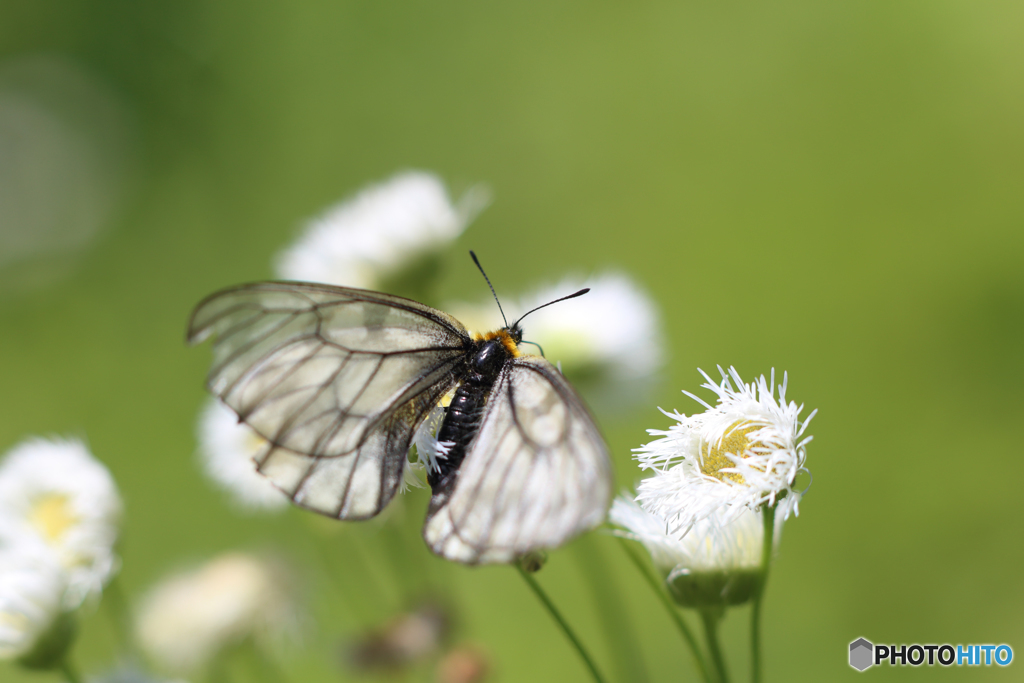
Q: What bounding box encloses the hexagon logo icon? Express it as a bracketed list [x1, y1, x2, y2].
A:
[849, 638, 874, 671]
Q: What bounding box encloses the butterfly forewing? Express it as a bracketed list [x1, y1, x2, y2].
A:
[187, 282, 471, 519]
[423, 355, 612, 563]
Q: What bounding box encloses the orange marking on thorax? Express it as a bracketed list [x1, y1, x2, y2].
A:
[472, 329, 521, 357]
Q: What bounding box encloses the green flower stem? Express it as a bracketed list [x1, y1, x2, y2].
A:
[572, 537, 650, 683]
[700, 609, 729, 683]
[516, 565, 608, 683]
[59, 657, 83, 683]
[617, 537, 713, 683]
[103, 575, 135, 657]
[750, 505, 776, 683]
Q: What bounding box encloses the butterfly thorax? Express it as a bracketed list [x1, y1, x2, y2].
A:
[470, 326, 523, 359]
[428, 328, 522, 493]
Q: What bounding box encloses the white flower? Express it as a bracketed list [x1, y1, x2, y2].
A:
[275, 171, 488, 289]
[400, 461, 428, 493]
[611, 496, 779, 577]
[446, 272, 664, 409]
[0, 437, 122, 607]
[400, 388, 460, 492]
[412, 405, 453, 475]
[411, 405, 445, 477]
[610, 497, 778, 607]
[0, 550, 67, 660]
[136, 553, 297, 674]
[634, 367, 815, 532]
[197, 399, 289, 512]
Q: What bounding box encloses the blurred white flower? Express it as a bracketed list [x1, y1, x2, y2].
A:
[634, 368, 815, 532]
[136, 552, 298, 674]
[0, 437, 122, 607]
[610, 498, 777, 607]
[0, 55, 136, 292]
[275, 171, 488, 289]
[0, 549, 67, 661]
[197, 399, 289, 512]
[446, 272, 664, 410]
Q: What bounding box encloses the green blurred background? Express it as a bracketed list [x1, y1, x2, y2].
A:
[2, 1, 1022, 681]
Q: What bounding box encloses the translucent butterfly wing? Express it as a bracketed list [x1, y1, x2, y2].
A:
[423, 355, 612, 563]
[187, 282, 470, 519]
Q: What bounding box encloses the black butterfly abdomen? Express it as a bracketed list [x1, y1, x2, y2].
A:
[428, 338, 511, 492]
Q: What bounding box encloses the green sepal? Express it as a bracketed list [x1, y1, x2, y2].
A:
[17, 611, 77, 670]
[667, 569, 760, 608]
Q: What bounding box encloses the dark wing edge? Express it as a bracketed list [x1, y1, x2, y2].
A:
[256, 373, 457, 519]
[423, 355, 613, 563]
[187, 280, 469, 345]
[187, 281, 471, 519]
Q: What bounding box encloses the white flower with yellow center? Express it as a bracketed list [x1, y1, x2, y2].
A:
[634, 368, 815, 532]
[446, 272, 664, 410]
[0, 438, 122, 607]
[136, 552, 297, 674]
[275, 171, 488, 290]
[0, 550, 68, 661]
[197, 399, 289, 512]
[610, 496, 781, 607]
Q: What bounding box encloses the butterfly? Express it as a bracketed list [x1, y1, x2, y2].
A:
[186, 253, 612, 564]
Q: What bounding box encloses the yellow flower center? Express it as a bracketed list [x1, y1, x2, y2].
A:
[29, 493, 78, 543]
[700, 421, 762, 484]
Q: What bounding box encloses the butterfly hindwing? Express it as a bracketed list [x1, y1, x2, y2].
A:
[423, 355, 612, 563]
[187, 282, 471, 519]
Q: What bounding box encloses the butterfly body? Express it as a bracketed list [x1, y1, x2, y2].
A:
[430, 327, 522, 491]
[188, 281, 611, 564]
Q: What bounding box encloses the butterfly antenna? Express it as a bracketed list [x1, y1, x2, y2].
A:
[470, 250, 509, 328]
[520, 339, 546, 357]
[514, 288, 590, 327]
